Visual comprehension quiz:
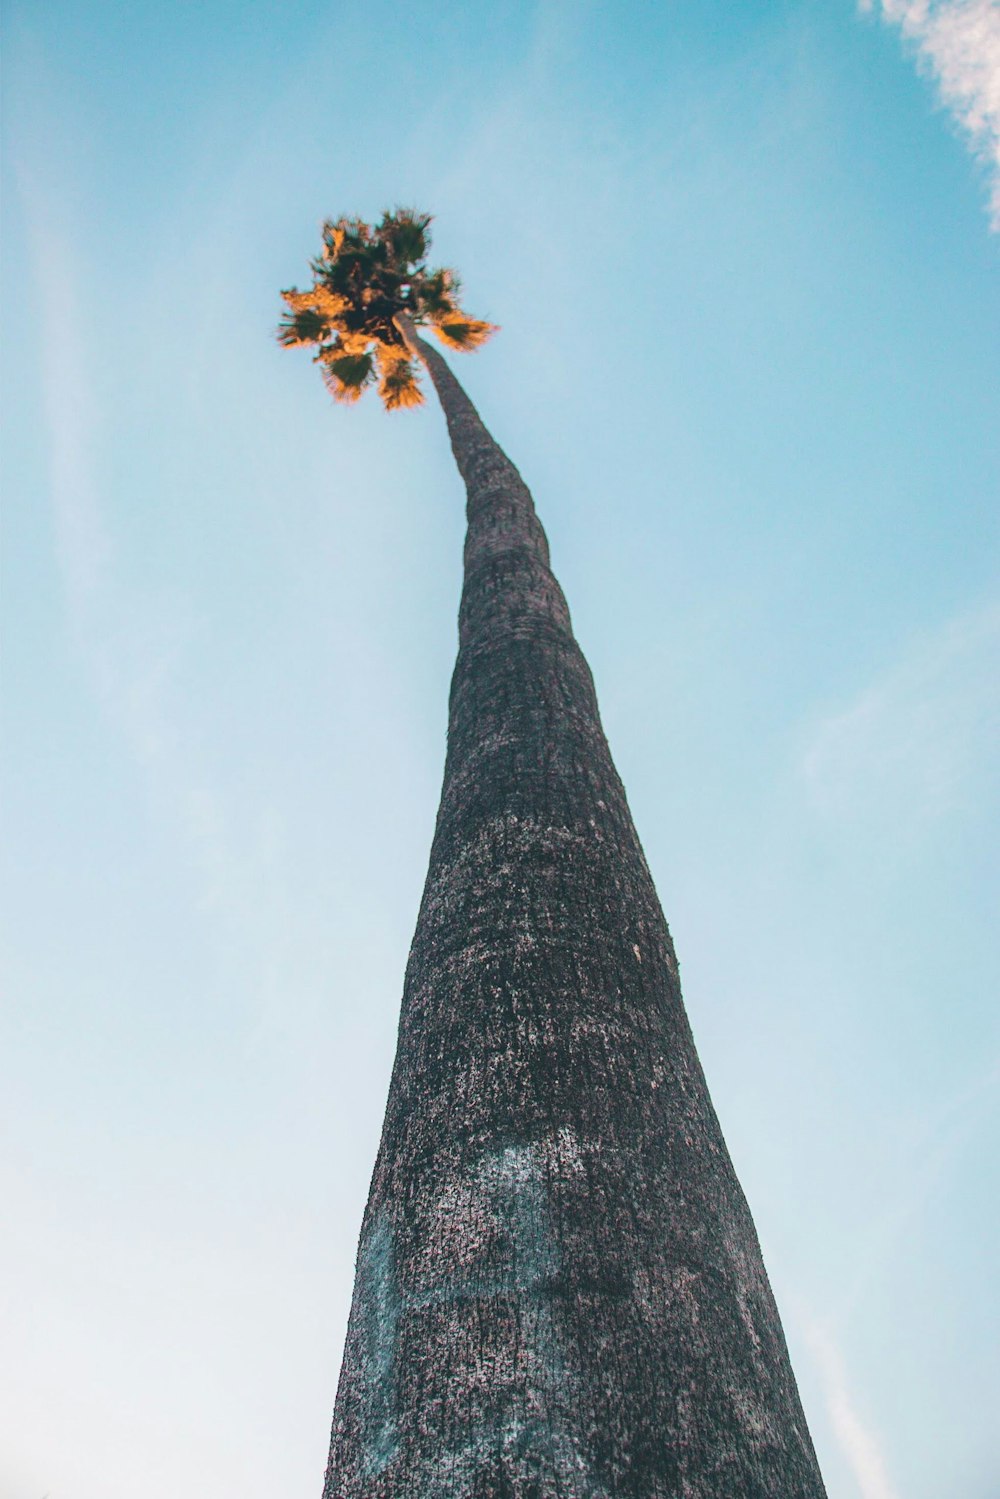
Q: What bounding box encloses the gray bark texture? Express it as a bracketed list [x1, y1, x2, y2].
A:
[322, 339, 827, 1498]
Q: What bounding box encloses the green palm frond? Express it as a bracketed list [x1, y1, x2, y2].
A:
[417, 267, 460, 318]
[382, 208, 431, 269]
[318, 348, 375, 403]
[278, 306, 331, 347]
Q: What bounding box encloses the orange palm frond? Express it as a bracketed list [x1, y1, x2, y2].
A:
[377, 345, 424, 410]
[282, 285, 348, 319]
[320, 220, 347, 257]
[335, 330, 371, 356]
[311, 286, 349, 319]
[430, 313, 498, 351]
[282, 288, 320, 313]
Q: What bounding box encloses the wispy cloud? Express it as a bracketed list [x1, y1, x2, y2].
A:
[802, 1319, 901, 1499]
[23, 181, 211, 861]
[801, 599, 1000, 829]
[15, 150, 297, 1026]
[837, 1052, 1000, 1317]
[23, 171, 110, 618]
[791, 1056, 999, 1498]
[861, 0, 1000, 227]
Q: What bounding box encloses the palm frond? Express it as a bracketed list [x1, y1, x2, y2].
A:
[311, 286, 349, 319]
[430, 312, 498, 351]
[342, 217, 371, 247]
[318, 349, 375, 403]
[335, 329, 371, 356]
[320, 219, 348, 257]
[282, 288, 319, 313]
[377, 345, 424, 410]
[382, 208, 432, 269]
[282, 285, 348, 318]
[277, 306, 331, 348]
[418, 266, 460, 318]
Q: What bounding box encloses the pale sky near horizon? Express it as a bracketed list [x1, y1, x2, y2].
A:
[2, 3, 998, 1498]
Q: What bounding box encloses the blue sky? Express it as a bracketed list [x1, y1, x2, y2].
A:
[2, 3, 998, 1497]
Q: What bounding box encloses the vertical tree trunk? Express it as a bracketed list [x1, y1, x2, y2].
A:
[322, 339, 827, 1498]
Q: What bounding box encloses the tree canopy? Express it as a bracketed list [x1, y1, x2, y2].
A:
[278, 209, 496, 410]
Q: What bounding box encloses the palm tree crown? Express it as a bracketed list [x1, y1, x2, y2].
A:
[278, 208, 496, 409]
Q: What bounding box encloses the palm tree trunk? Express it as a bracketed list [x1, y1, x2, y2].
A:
[322, 334, 827, 1498]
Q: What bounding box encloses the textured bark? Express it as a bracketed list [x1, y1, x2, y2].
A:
[323, 340, 827, 1498]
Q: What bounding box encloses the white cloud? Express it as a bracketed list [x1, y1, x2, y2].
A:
[803, 1319, 901, 1499]
[861, 0, 1000, 227]
[801, 599, 1000, 828]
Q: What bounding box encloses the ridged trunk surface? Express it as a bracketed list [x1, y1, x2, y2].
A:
[323, 342, 826, 1498]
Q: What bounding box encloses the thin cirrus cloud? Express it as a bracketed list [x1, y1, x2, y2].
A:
[834, 1051, 1000, 1320]
[860, 0, 1000, 227]
[17, 151, 294, 995]
[801, 1319, 901, 1499]
[800, 598, 1000, 830]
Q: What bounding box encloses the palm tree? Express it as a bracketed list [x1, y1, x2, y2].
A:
[281, 210, 827, 1498]
[278, 209, 495, 408]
